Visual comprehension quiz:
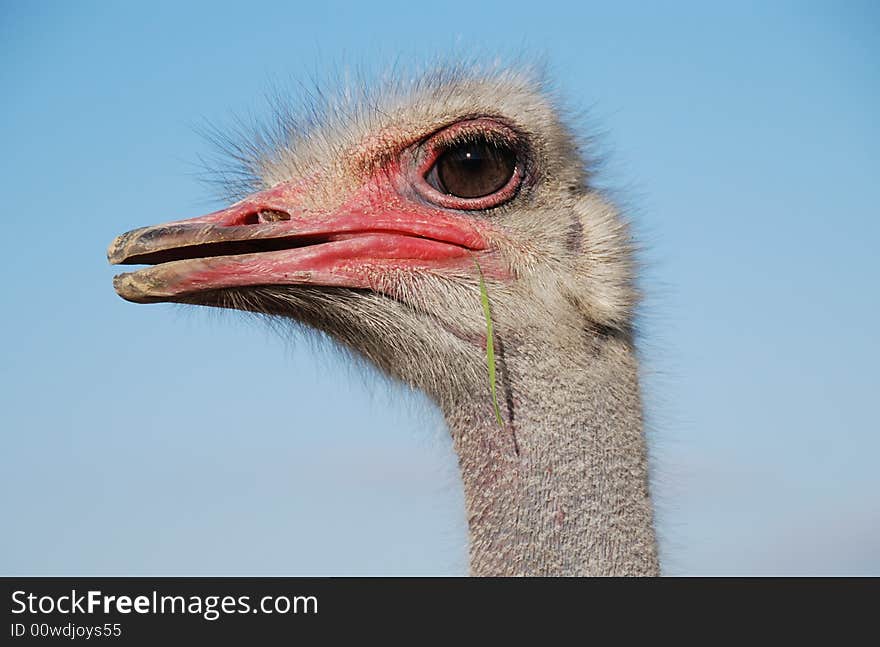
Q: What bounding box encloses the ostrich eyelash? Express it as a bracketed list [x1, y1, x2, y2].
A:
[419, 118, 523, 165]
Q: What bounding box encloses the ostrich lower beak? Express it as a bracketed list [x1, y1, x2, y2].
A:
[108, 182, 490, 304]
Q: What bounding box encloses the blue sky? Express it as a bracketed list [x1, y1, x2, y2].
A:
[1, 0, 877, 574]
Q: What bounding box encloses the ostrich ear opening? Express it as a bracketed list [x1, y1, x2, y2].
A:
[560, 193, 639, 331]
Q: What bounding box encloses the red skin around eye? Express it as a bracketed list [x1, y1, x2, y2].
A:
[410, 118, 525, 211]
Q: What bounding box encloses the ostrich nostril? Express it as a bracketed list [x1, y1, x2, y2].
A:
[258, 209, 291, 223]
[243, 209, 291, 224]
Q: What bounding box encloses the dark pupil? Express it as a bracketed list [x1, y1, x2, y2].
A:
[436, 140, 516, 199]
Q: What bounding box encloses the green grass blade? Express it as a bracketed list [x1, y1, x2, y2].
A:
[475, 261, 504, 428]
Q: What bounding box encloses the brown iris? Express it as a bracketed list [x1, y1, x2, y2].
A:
[430, 139, 517, 199]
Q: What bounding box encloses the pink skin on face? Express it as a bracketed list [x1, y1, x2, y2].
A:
[165, 177, 488, 249]
[109, 171, 508, 304]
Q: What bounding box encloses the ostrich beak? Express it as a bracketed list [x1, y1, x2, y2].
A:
[108, 180, 491, 304]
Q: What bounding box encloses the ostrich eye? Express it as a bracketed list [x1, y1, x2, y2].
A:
[429, 139, 517, 199]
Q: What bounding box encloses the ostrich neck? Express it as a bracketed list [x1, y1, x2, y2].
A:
[443, 329, 659, 576]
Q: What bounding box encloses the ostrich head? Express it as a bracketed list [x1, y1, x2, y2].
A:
[109, 68, 656, 576]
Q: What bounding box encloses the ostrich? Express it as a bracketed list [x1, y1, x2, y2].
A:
[108, 67, 660, 576]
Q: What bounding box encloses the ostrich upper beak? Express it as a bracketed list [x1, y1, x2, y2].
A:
[108, 180, 491, 303]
